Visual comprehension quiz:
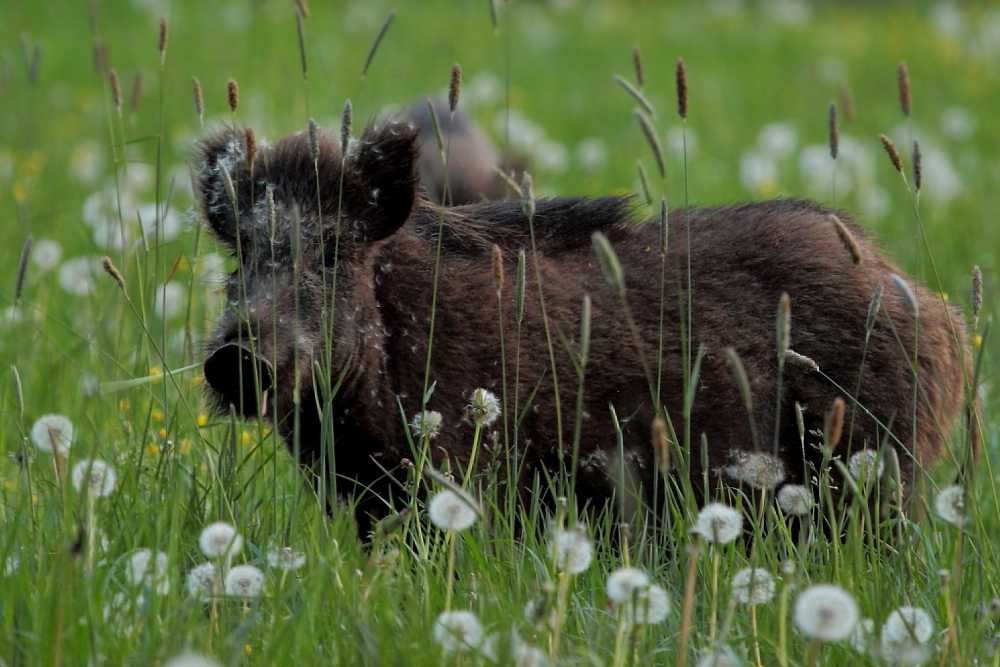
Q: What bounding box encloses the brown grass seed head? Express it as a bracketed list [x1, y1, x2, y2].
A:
[341, 99, 352, 155]
[101, 256, 126, 291]
[632, 44, 644, 87]
[828, 102, 838, 159]
[448, 63, 462, 113]
[129, 71, 142, 114]
[244, 127, 257, 168]
[109, 68, 121, 109]
[912, 139, 922, 193]
[829, 214, 863, 265]
[971, 265, 982, 319]
[896, 61, 911, 117]
[491, 244, 504, 295]
[191, 77, 203, 119]
[878, 134, 903, 173]
[825, 396, 845, 448]
[227, 78, 239, 113]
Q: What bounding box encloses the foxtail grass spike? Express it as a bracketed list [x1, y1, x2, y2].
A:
[10, 365, 23, 419]
[633, 109, 665, 178]
[515, 250, 526, 324]
[491, 244, 503, 295]
[632, 44, 644, 87]
[828, 102, 838, 159]
[725, 347, 753, 412]
[448, 63, 462, 113]
[613, 74, 655, 117]
[294, 0, 309, 18]
[486, 0, 497, 29]
[191, 76, 203, 121]
[341, 99, 353, 156]
[839, 83, 855, 123]
[777, 293, 791, 359]
[521, 172, 535, 221]
[14, 236, 32, 304]
[675, 57, 688, 120]
[579, 294, 592, 366]
[362, 10, 396, 77]
[308, 118, 319, 162]
[227, 78, 239, 113]
[592, 232, 625, 298]
[829, 214, 863, 265]
[912, 139, 922, 193]
[896, 61, 911, 117]
[157, 16, 168, 64]
[890, 273, 919, 316]
[101, 256, 126, 292]
[244, 127, 257, 169]
[825, 397, 845, 448]
[652, 415, 669, 471]
[865, 283, 884, 334]
[109, 68, 121, 109]
[93, 40, 106, 74]
[971, 265, 982, 319]
[785, 350, 819, 372]
[878, 134, 903, 173]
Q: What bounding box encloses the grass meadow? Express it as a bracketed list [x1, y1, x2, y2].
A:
[1, 0, 998, 665]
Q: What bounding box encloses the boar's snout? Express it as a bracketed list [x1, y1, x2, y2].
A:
[203, 342, 275, 418]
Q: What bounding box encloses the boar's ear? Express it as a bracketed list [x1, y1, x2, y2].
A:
[344, 119, 420, 243]
[194, 129, 251, 249]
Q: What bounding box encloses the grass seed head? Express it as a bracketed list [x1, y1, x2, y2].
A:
[829, 214, 863, 265]
[157, 16, 168, 63]
[972, 265, 982, 319]
[878, 133, 903, 173]
[340, 99, 353, 155]
[912, 139, 922, 193]
[777, 292, 791, 357]
[825, 396, 845, 448]
[652, 415, 670, 471]
[100, 256, 125, 291]
[785, 349, 819, 372]
[109, 68, 121, 109]
[632, 44, 644, 87]
[226, 78, 239, 113]
[191, 76, 203, 120]
[675, 57, 688, 119]
[633, 108, 665, 178]
[129, 71, 142, 113]
[890, 273, 919, 316]
[448, 62, 461, 112]
[15, 235, 32, 304]
[307, 118, 319, 162]
[896, 61, 911, 117]
[244, 127, 256, 168]
[491, 244, 503, 294]
[592, 231, 625, 298]
[828, 101, 839, 159]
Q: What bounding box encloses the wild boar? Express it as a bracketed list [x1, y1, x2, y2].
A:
[196, 117, 972, 535]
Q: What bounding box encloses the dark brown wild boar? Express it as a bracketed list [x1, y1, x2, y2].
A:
[196, 117, 972, 535]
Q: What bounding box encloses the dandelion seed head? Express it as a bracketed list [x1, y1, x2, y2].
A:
[696, 645, 742, 667]
[881, 636, 932, 665]
[225, 564, 265, 597]
[850, 618, 876, 653]
[624, 583, 670, 625]
[605, 567, 650, 603]
[933, 485, 965, 526]
[691, 503, 743, 544]
[514, 644, 548, 667]
[198, 522, 243, 560]
[163, 653, 222, 667]
[553, 527, 593, 574]
[186, 562, 218, 601]
[30, 414, 74, 455]
[127, 549, 170, 594]
[882, 606, 934, 644]
[433, 610, 483, 654]
[409, 410, 443, 439]
[723, 450, 786, 489]
[794, 584, 859, 641]
[730, 567, 776, 605]
[71, 459, 117, 497]
[427, 489, 477, 531]
[467, 388, 501, 427]
[265, 545, 306, 570]
[776, 484, 813, 516]
[848, 449, 884, 483]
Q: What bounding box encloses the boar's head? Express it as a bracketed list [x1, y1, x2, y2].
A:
[195, 119, 420, 445]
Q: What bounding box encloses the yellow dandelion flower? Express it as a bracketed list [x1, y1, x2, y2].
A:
[179, 438, 191, 455]
[151, 408, 164, 422]
[241, 431, 251, 445]
[196, 413, 208, 427]
[971, 334, 982, 348]
[12, 181, 27, 202]
[158, 428, 167, 438]
[145, 443, 158, 454]
[244, 645, 252, 656]
[118, 398, 130, 411]
[3, 479, 15, 491]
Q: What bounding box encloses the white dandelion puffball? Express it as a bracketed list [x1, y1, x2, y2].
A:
[198, 522, 243, 560]
[128, 549, 170, 594]
[848, 449, 884, 483]
[225, 564, 265, 597]
[606, 567, 650, 604]
[265, 545, 306, 571]
[696, 644, 741, 667]
[57, 256, 97, 296]
[794, 584, 859, 641]
[691, 503, 743, 544]
[186, 562, 218, 600]
[433, 610, 483, 654]
[163, 653, 222, 667]
[776, 484, 813, 516]
[31, 238, 62, 271]
[427, 489, 478, 531]
[514, 644, 548, 667]
[623, 583, 670, 625]
[933, 485, 965, 527]
[71, 459, 117, 497]
[409, 410, 443, 439]
[850, 618, 876, 653]
[882, 606, 934, 644]
[554, 527, 593, 574]
[730, 567, 776, 605]
[723, 450, 786, 489]
[30, 414, 74, 455]
[468, 388, 501, 427]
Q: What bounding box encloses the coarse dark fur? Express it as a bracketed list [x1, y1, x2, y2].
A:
[196, 117, 974, 536]
[405, 98, 525, 205]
